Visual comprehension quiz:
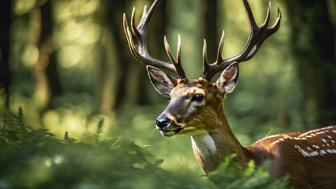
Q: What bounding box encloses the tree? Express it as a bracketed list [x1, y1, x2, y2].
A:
[34, 0, 62, 110]
[204, 0, 219, 61]
[285, 0, 336, 127]
[98, 0, 131, 113]
[0, 0, 11, 108]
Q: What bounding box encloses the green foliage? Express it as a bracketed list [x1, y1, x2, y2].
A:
[0, 109, 211, 189]
[0, 109, 292, 189]
[208, 155, 293, 189]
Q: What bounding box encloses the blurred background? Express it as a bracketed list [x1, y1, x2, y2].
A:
[0, 0, 335, 187]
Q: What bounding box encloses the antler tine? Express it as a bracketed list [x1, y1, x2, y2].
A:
[163, 36, 175, 65]
[123, 0, 178, 74]
[175, 34, 186, 79]
[130, 7, 137, 35]
[138, 0, 160, 31]
[140, 5, 148, 22]
[202, 39, 210, 76]
[262, 2, 272, 28]
[269, 8, 282, 33]
[216, 30, 225, 64]
[176, 34, 182, 64]
[123, 15, 139, 59]
[203, 0, 281, 81]
[123, 14, 132, 49]
[242, 0, 258, 31]
[164, 35, 186, 79]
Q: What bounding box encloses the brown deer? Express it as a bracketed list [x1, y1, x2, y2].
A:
[123, 0, 336, 188]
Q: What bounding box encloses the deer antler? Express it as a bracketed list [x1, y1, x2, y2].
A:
[202, 0, 281, 81]
[123, 0, 186, 79]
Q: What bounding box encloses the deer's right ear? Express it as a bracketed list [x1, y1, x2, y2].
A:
[147, 66, 176, 97]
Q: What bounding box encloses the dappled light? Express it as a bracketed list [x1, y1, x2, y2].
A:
[1, 0, 335, 188]
[22, 45, 39, 67]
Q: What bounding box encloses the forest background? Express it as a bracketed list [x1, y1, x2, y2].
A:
[0, 0, 335, 188]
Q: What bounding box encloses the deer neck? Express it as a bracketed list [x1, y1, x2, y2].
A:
[190, 107, 250, 174]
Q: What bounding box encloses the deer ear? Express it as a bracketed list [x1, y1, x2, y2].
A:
[147, 66, 176, 97]
[216, 63, 239, 94]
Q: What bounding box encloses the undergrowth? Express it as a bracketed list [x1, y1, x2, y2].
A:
[0, 109, 292, 189]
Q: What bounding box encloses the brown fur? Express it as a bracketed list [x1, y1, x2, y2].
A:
[248, 126, 336, 189]
[165, 81, 336, 189]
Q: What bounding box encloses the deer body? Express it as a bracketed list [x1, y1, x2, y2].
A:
[249, 126, 336, 189]
[123, 0, 336, 188]
[189, 104, 336, 188]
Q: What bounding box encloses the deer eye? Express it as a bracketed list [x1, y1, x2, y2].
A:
[192, 93, 204, 102]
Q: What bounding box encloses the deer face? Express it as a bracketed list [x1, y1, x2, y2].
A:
[123, 0, 280, 137]
[147, 63, 239, 137]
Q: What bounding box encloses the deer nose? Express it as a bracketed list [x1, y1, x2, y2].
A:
[156, 115, 171, 128]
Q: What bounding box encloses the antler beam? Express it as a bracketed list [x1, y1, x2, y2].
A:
[202, 0, 281, 81]
[123, 0, 187, 79]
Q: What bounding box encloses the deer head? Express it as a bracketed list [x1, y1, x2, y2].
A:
[123, 0, 281, 137]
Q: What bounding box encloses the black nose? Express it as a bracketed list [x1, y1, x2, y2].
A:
[156, 115, 171, 128]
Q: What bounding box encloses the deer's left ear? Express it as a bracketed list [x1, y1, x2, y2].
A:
[216, 63, 239, 94]
[147, 66, 176, 97]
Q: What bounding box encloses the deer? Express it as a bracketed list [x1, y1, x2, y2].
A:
[123, 0, 336, 188]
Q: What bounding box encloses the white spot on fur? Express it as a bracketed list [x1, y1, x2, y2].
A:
[294, 145, 336, 157]
[271, 138, 285, 146]
[271, 126, 336, 158]
[310, 151, 320, 156]
[326, 149, 336, 154]
[320, 150, 327, 156]
[295, 145, 319, 157]
[313, 145, 320, 149]
[255, 134, 281, 144]
[299, 126, 335, 137]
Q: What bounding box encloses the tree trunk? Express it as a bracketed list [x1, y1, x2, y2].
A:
[204, 0, 218, 62]
[0, 0, 11, 108]
[34, 1, 62, 110]
[99, 0, 129, 113]
[286, 0, 336, 127]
